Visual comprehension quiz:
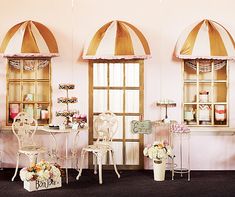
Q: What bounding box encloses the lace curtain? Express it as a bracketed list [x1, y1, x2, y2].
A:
[9, 59, 49, 70]
[185, 60, 226, 72]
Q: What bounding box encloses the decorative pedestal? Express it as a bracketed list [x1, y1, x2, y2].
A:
[172, 131, 190, 181]
[153, 159, 166, 181]
[23, 178, 62, 192]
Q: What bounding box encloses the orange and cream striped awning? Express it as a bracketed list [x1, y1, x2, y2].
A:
[83, 20, 151, 59]
[175, 19, 235, 60]
[0, 20, 59, 57]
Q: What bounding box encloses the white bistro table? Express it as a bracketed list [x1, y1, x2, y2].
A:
[41, 126, 87, 184]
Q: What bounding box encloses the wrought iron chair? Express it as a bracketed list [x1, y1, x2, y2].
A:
[11, 112, 46, 181]
[76, 111, 120, 184]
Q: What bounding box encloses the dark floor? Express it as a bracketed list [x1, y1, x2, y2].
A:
[0, 169, 235, 197]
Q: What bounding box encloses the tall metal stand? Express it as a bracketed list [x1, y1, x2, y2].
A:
[172, 132, 190, 181]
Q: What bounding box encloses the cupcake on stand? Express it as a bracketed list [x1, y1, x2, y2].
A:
[56, 84, 79, 127]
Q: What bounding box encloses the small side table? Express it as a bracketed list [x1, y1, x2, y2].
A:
[171, 123, 190, 181]
[42, 127, 87, 184]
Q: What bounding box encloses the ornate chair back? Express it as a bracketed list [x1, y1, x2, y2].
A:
[94, 111, 118, 145]
[12, 112, 38, 149]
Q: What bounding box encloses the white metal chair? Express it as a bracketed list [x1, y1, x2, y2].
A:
[76, 111, 120, 184]
[11, 112, 46, 181]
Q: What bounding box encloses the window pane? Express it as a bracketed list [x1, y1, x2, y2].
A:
[93, 63, 107, 86]
[199, 83, 211, 102]
[184, 83, 196, 103]
[37, 65, 49, 79]
[23, 104, 34, 118]
[93, 90, 107, 112]
[22, 82, 35, 102]
[184, 64, 197, 81]
[109, 63, 123, 86]
[214, 83, 227, 102]
[9, 82, 20, 102]
[37, 82, 50, 102]
[214, 65, 227, 80]
[199, 66, 212, 81]
[8, 65, 20, 79]
[198, 104, 212, 125]
[113, 115, 123, 139]
[214, 104, 227, 125]
[125, 90, 139, 113]
[109, 142, 123, 165]
[22, 61, 35, 79]
[125, 142, 139, 165]
[9, 104, 20, 122]
[125, 63, 139, 87]
[93, 115, 98, 138]
[184, 104, 197, 125]
[125, 116, 139, 139]
[109, 90, 123, 113]
[37, 104, 50, 124]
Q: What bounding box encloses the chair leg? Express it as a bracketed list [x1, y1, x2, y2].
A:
[110, 150, 120, 178]
[76, 149, 85, 180]
[94, 154, 97, 174]
[27, 153, 38, 167]
[97, 153, 103, 184]
[12, 152, 20, 181]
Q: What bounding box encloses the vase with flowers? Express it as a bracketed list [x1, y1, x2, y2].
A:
[143, 140, 173, 181]
[20, 160, 63, 192]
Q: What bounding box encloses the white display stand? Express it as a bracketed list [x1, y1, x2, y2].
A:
[172, 132, 190, 181]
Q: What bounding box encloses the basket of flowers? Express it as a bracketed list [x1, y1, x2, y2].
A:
[20, 160, 63, 192]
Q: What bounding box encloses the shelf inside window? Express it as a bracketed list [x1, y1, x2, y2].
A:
[6, 58, 51, 126]
[184, 65, 197, 80]
[184, 83, 197, 103]
[183, 60, 228, 127]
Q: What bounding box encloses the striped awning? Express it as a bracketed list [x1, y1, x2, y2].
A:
[0, 20, 59, 57]
[83, 20, 151, 59]
[175, 19, 235, 60]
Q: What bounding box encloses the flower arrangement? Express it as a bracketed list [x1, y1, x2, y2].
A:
[143, 141, 173, 162]
[72, 114, 87, 128]
[72, 114, 87, 122]
[20, 160, 62, 182]
[170, 123, 190, 133]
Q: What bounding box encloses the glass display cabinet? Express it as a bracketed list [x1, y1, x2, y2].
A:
[6, 58, 51, 126]
[183, 60, 228, 126]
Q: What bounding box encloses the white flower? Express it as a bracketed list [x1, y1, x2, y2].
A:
[50, 166, 61, 181]
[20, 168, 35, 181]
[143, 147, 148, 156]
[19, 161, 62, 182]
[37, 170, 50, 181]
[143, 141, 173, 161]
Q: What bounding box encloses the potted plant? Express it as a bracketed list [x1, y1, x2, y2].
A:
[143, 141, 173, 181]
[20, 160, 63, 192]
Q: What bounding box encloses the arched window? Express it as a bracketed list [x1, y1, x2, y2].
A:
[85, 20, 150, 169]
